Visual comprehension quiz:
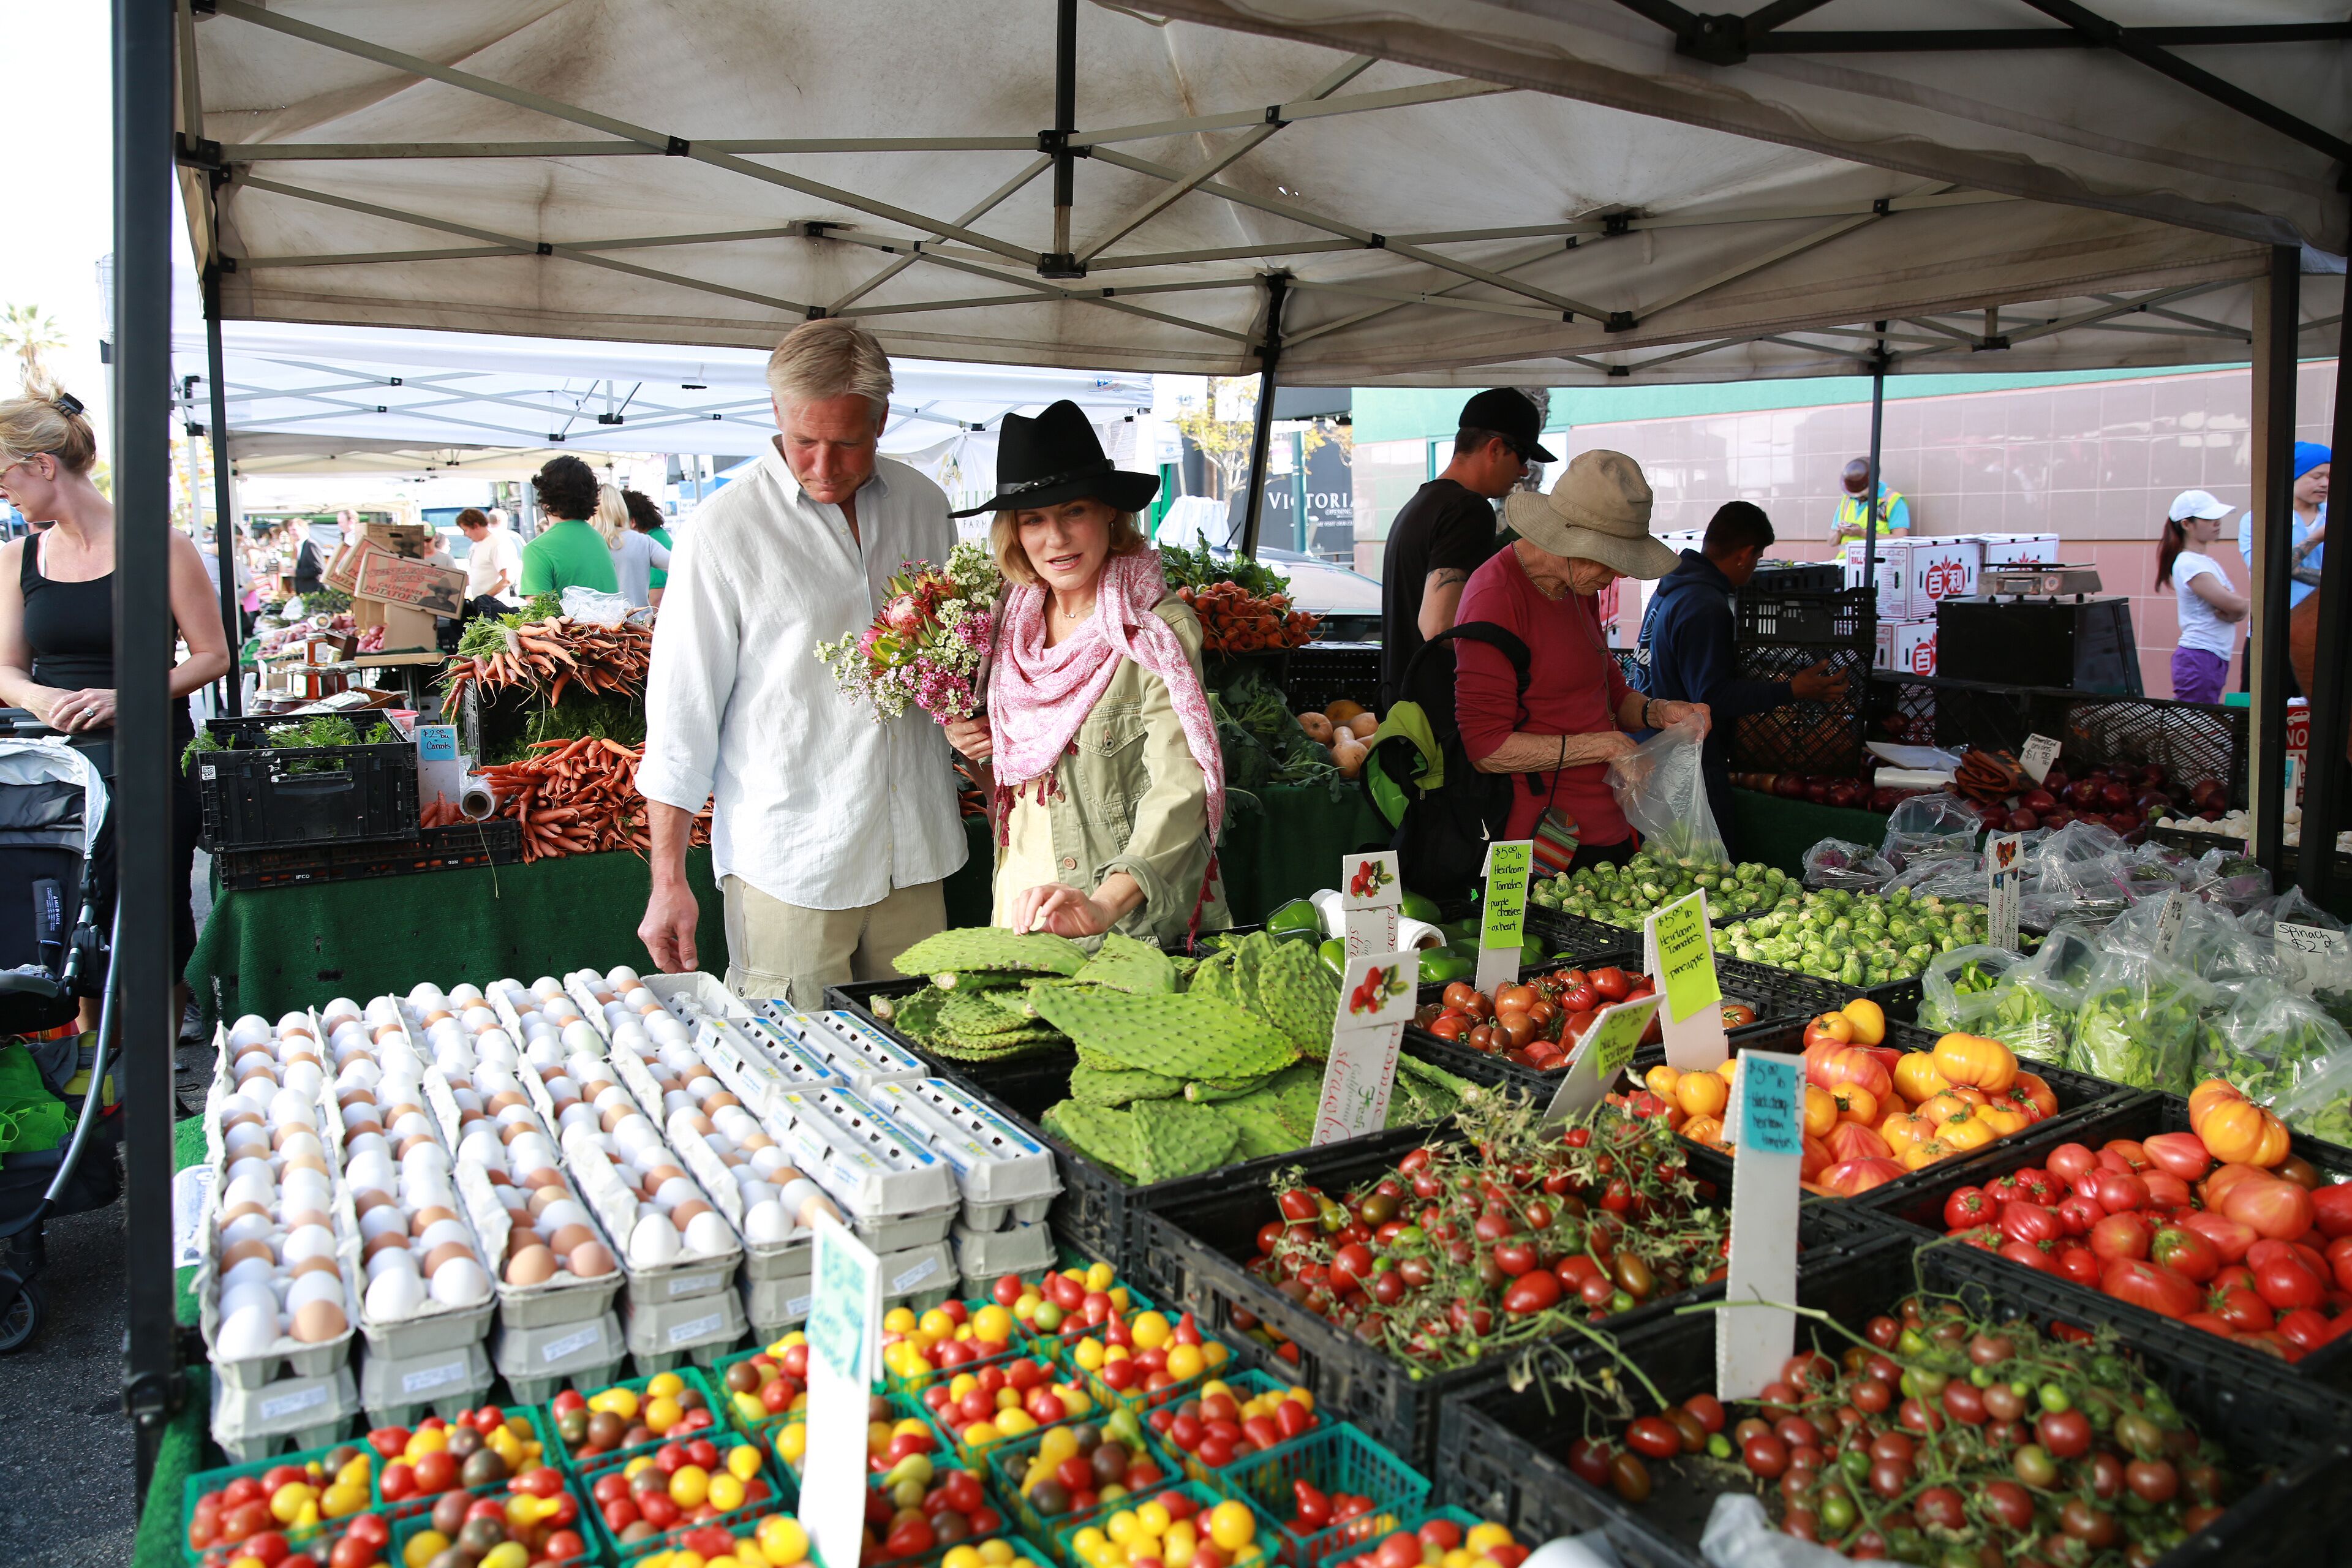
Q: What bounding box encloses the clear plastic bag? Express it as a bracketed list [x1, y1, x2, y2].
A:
[2182, 846, 2272, 913]
[1879, 792, 1983, 870]
[2025, 819, 2127, 877]
[2102, 894, 2270, 984]
[1607, 719, 1725, 864]
[2244, 888, 2352, 1003]
[559, 584, 633, 625]
[2192, 976, 2346, 1104]
[1918, 945, 2025, 1034]
[1887, 853, 1985, 902]
[2064, 946, 2214, 1093]
[1801, 838, 1894, 892]
[1981, 925, 2099, 1065]
[2021, 850, 2135, 931]
[1700, 1493, 1863, 1568]
[2270, 1023, 2352, 1147]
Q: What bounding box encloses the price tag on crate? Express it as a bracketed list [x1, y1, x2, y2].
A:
[1986, 832, 2023, 952]
[1543, 993, 1662, 1121]
[1313, 950, 1420, 1145]
[802, 1212, 883, 1568]
[1340, 851, 1401, 960]
[1646, 890, 1727, 1071]
[1717, 1049, 1805, 1402]
[1476, 840, 1534, 993]
[2018, 733, 2062, 786]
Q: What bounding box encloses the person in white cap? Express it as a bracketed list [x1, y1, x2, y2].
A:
[1453, 450, 1709, 871]
[2157, 488, 2247, 704]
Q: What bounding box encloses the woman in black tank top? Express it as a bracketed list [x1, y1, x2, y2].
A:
[0, 389, 233, 1020]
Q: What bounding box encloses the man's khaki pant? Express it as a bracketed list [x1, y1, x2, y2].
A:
[720, 876, 947, 1009]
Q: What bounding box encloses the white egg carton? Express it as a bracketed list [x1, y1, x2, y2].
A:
[556, 1121, 744, 1308]
[488, 977, 605, 1061]
[700, 1016, 845, 1117]
[951, 1219, 1056, 1283]
[457, 1160, 625, 1330]
[492, 1310, 624, 1408]
[741, 1272, 814, 1338]
[756, 1006, 929, 1091]
[765, 1086, 959, 1226]
[663, 1107, 812, 1283]
[211, 1363, 361, 1466]
[647, 970, 758, 1027]
[861, 1079, 1060, 1227]
[624, 1283, 750, 1373]
[876, 1239, 959, 1313]
[358, 1338, 494, 1430]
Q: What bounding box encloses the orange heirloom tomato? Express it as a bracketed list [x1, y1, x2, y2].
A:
[1814, 1047, 1894, 1102]
[1834, 1085, 1880, 1126]
[1644, 1065, 1681, 1099]
[1973, 1103, 2030, 1138]
[2188, 1079, 2244, 1134]
[1939, 1117, 1997, 1153]
[1681, 1114, 1727, 1149]
[1931, 1032, 2018, 1094]
[1675, 1072, 1729, 1120]
[1891, 1054, 1949, 1106]
[1881, 1112, 1936, 1155]
[1902, 1139, 1958, 1171]
[2198, 1099, 2273, 1166]
[1802, 1085, 1838, 1139]
[2006, 1072, 2059, 1121]
[1919, 1091, 1980, 1128]
[2253, 1110, 2293, 1169]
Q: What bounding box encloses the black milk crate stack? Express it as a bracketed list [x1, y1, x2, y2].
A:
[192, 715, 420, 852]
[1861, 1088, 2352, 1390]
[1130, 1128, 1887, 1472]
[1735, 584, 1874, 646]
[1727, 644, 1872, 777]
[214, 818, 523, 892]
[1743, 561, 1843, 595]
[1869, 674, 2248, 807]
[1281, 641, 1382, 717]
[1435, 1237, 2352, 1568]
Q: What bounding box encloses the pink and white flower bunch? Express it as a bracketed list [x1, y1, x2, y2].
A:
[815, 540, 1002, 723]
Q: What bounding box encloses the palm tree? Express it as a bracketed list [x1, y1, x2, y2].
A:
[0, 304, 64, 393]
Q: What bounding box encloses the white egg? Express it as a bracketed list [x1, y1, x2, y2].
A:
[682, 1210, 734, 1256]
[400, 1144, 452, 1183]
[282, 1223, 337, 1264]
[736, 1180, 778, 1210]
[612, 1117, 660, 1155]
[508, 1134, 557, 1173]
[356, 1206, 405, 1243]
[224, 1169, 276, 1211]
[778, 1177, 821, 1212]
[524, 1038, 564, 1071]
[220, 1278, 279, 1321]
[628, 1212, 682, 1268]
[223, 1253, 276, 1291]
[749, 1147, 790, 1178]
[228, 1016, 273, 1049]
[662, 1090, 695, 1118]
[553, 1021, 599, 1058]
[408, 982, 448, 1010]
[323, 995, 363, 1023]
[537, 1198, 589, 1234]
[418, 1218, 472, 1253]
[622, 986, 656, 1011]
[221, 1211, 276, 1250]
[606, 965, 642, 990]
[494, 1102, 539, 1131]
[365, 1244, 421, 1281]
[647, 1016, 690, 1047]
[217, 1302, 279, 1358]
[272, 1011, 311, 1038]
[742, 1200, 793, 1244]
[601, 1000, 631, 1028]
[429, 1256, 490, 1307]
[543, 1076, 579, 1106]
[224, 1121, 268, 1156]
[654, 1177, 697, 1210]
[282, 1060, 325, 1100]
[496, 1185, 530, 1211]
[530, 977, 564, 1000]
[285, 1270, 344, 1314]
[334, 1058, 383, 1094]
[366, 995, 403, 1025]
[458, 1127, 506, 1167]
[543, 997, 581, 1024]
[459, 1005, 498, 1033]
[345, 1127, 390, 1161]
[265, 1088, 317, 1130]
[405, 1175, 456, 1215]
[556, 1103, 598, 1136]
[364, 1267, 424, 1320]
[281, 1169, 332, 1213]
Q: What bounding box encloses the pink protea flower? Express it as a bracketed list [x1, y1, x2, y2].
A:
[883, 594, 924, 636]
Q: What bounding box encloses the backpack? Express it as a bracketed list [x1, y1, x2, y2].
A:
[1359, 623, 1540, 902]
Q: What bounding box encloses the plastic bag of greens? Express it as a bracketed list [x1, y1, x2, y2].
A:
[2184, 846, 2271, 913]
[1605, 718, 1725, 864]
[1880, 792, 1983, 870]
[2269, 1019, 2352, 1148]
[1802, 837, 1895, 892]
[1919, 945, 2025, 1033]
[2194, 976, 2347, 1105]
[1887, 851, 1986, 902]
[2023, 849, 2137, 931]
[2103, 894, 2275, 985]
[2244, 888, 2352, 1009]
[2065, 946, 2213, 1092]
[1985, 925, 2098, 1064]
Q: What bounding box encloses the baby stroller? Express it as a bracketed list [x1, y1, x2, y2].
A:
[0, 731, 121, 1352]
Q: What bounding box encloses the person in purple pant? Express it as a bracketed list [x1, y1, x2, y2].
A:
[2158, 488, 2248, 704]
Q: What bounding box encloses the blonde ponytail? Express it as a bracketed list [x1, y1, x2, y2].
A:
[592, 484, 630, 550]
[0, 385, 96, 474]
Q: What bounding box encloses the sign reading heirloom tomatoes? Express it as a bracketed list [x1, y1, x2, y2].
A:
[1313, 950, 1420, 1145]
[1646, 890, 1728, 1071]
[1542, 993, 1663, 1121]
[1476, 840, 1534, 993]
[1717, 1049, 1805, 1401]
[1340, 851, 1401, 959]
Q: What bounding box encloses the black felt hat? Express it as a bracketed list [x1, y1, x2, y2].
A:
[951, 399, 1161, 518]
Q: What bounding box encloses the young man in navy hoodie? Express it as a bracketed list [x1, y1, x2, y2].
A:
[1637, 502, 1845, 858]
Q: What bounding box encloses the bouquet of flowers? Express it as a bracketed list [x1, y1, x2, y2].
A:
[815, 540, 1001, 722]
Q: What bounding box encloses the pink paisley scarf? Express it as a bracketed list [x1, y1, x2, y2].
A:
[987, 549, 1224, 846]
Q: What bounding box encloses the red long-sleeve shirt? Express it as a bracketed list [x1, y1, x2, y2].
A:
[1453, 545, 1633, 846]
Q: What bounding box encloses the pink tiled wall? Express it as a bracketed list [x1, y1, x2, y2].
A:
[1561, 363, 2337, 696]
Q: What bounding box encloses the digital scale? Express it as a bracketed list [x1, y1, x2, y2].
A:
[1979, 564, 2105, 598]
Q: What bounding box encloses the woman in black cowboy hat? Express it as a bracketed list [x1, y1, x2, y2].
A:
[943, 401, 1229, 942]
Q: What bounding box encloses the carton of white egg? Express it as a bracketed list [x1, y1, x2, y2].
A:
[550, 1058, 742, 1298]
[439, 1058, 622, 1298]
[202, 1015, 361, 1389]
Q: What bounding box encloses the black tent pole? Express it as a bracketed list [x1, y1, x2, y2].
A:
[1862, 323, 1886, 599]
[1238, 274, 1289, 560]
[2252, 246, 2297, 875]
[205, 264, 242, 716]
[2298, 301, 2352, 907]
[115, 0, 186, 1494]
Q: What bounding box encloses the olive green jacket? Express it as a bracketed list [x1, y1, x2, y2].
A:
[995, 598, 1230, 946]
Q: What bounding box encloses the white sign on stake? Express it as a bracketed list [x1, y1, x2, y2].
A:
[172, 1165, 215, 1269]
[2277, 922, 2352, 992]
[1645, 889, 1728, 1071]
[1987, 832, 2023, 952]
[1475, 840, 1535, 994]
[1340, 851, 1401, 960]
[1542, 994, 1664, 1122]
[1717, 1049, 1805, 1401]
[801, 1211, 883, 1568]
[2018, 733, 2062, 786]
[1313, 950, 1420, 1145]
[2150, 890, 2189, 960]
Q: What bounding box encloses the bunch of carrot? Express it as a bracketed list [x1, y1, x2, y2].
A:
[475, 736, 710, 862]
[420, 794, 467, 828]
[440, 616, 653, 718]
[1174, 581, 1319, 654]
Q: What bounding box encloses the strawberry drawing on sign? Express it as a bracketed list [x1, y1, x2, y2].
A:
[1348, 965, 1408, 1014]
[1348, 859, 1394, 899]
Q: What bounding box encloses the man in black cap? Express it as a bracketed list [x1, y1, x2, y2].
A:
[1378, 388, 1556, 706]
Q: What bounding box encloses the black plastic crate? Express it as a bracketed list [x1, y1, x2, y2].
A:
[1436, 1236, 2352, 1568]
[1710, 949, 1928, 1020]
[1863, 1089, 2352, 1392]
[1869, 674, 2247, 809]
[1282, 641, 1382, 718]
[1727, 643, 1871, 775]
[214, 818, 522, 891]
[1743, 562, 1843, 595]
[193, 715, 420, 851]
[1735, 585, 1874, 646]
[1132, 1126, 1888, 1472]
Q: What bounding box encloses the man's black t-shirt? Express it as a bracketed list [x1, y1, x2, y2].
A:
[1379, 478, 1499, 705]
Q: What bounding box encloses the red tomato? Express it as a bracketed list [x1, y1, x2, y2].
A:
[2211, 1284, 2274, 1332]
[2089, 1212, 2151, 1264]
[2253, 1253, 2327, 1312]
[2056, 1245, 2100, 1287]
[1589, 967, 1631, 1001]
[2178, 1210, 2258, 1264]
[2054, 1193, 2103, 1237]
[1944, 1187, 1994, 1230]
[2045, 1142, 2098, 1189]
[2277, 1308, 2334, 1352]
[2309, 1183, 2352, 1240]
[1560, 983, 1597, 1013]
[2140, 1132, 2212, 1182]
[2329, 1235, 2352, 1293]
[2221, 1177, 2316, 1242]
[2149, 1227, 2220, 1284]
[1624, 1417, 1682, 1460]
[2141, 1170, 2193, 1210]
[2092, 1169, 2150, 1215]
[2101, 1259, 2202, 1319]
[1999, 1202, 2060, 1248]
[1999, 1241, 2057, 1274]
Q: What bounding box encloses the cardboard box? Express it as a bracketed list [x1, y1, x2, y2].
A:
[1839, 540, 1907, 619]
[352, 548, 466, 616]
[1872, 619, 1937, 676]
[1903, 538, 1983, 618]
[1973, 533, 2062, 567]
[355, 598, 440, 655]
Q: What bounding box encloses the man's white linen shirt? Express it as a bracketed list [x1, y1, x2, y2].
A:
[637, 441, 968, 910]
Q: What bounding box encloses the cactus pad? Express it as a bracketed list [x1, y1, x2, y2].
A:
[894, 927, 1088, 981]
[1028, 988, 1298, 1080]
[1126, 1098, 1241, 1183]
[1070, 1064, 1186, 1106]
[1074, 933, 1179, 995]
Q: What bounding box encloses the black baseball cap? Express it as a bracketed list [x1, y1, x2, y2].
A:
[1458, 388, 1558, 465]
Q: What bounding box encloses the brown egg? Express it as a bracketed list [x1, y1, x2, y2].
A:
[671, 1199, 712, 1229]
[421, 1009, 453, 1027]
[525, 1187, 562, 1218]
[412, 1205, 458, 1231]
[487, 1090, 526, 1115]
[281, 1046, 322, 1069]
[283, 1150, 328, 1178]
[290, 1298, 348, 1343]
[371, 1023, 405, 1046]
[548, 1088, 581, 1113]
[643, 1164, 685, 1191]
[223, 1200, 272, 1226]
[270, 1126, 312, 1152]
[518, 1167, 564, 1192]
[504, 1245, 558, 1287]
[342, 1113, 382, 1140]
[423, 1241, 475, 1277]
[684, 1112, 717, 1138]
[235, 1064, 277, 1090]
[224, 1109, 266, 1131]
[353, 1190, 395, 1218]
[483, 1168, 513, 1187]
[507, 1226, 544, 1253]
[336, 1088, 377, 1112]
[566, 1240, 616, 1278]
[282, 1207, 333, 1232]
[548, 1223, 597, 1257]
[595, 1103, 628, 1134]
[363, 1232, 412, 1264]
[222, 1237, 275, 1270]
[703, 1091, 741, 1113]
[394, 1134, 436, 1161]
[741, 1133, 774, 1152]
[291, 1253, 343, 1281]
[454, 1107, 485, 1129]
[386, 1101, 426, 1125]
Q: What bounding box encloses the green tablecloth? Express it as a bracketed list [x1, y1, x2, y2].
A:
[1730, 790, 1889, 878]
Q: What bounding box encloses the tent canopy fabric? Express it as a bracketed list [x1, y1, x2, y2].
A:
[177, 2, 2345, 385]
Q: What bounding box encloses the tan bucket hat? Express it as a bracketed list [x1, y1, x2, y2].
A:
[1501, 450, 1682, 580]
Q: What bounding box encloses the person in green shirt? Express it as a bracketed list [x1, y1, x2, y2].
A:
[624, 487, 674, 606]
[519, 455, 620, 597]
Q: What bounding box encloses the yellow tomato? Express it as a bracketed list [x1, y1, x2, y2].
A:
[1838, 998, 1886, 1046]
[402, 1531, 451, 1568]
[1129, 1313, 1172, 1351]
[1890, 1053, 1948, 1106]
[757, 1515, 810, 1567]
[1208, 1501, 1257, 1551]
[1166, 1343, 1205, 1381]
[707, 1471, 747, 1513]
[670, 1463, 711, 1508]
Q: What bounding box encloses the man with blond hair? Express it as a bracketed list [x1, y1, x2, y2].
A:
[637, 319, 965, 1003]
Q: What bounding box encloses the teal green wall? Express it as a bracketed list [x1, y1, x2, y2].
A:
[1351, 363, 2253, 445]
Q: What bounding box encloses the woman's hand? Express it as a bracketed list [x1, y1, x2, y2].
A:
[47, 688, 116, 733]
[1011, 882, 1115, 938]
[944, 716, 993, 763]
[1650, 699, 1711, 739]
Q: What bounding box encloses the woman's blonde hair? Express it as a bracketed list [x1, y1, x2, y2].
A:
[592, 484, 631, 549]
[991, 505, 1146, 587]
[0, 385, 96, 475]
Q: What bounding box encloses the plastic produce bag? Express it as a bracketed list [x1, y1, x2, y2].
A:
[2194, 975, 2348, 1103]
[2183, 846, 2271, 913]
[560, 584, 633, 625]
[2270, 1025, 2352, 1148]
[2244, 888, 2352, 1020]
[1919, 945, 2024, 1034]
[1701, 1494, 1901, 1568]
[1880, 792, 1983, 870]
[1886, 852, 1985, 902]
[2103, 895, 2274, 986]
[1983, 925, 2098, 1064]
[1606, 719, 1725, 864]
[2021, 850, 2136, 931]
[1801, 838, 1893, 892]
[2064, 947, 2213, 1093]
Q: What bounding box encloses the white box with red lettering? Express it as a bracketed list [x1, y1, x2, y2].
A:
[1871, 619, 1937, 676]
[1903, 538, 1983, 619]
[1972, 533, 2062, 567]
[1838, 540, 1907, 620]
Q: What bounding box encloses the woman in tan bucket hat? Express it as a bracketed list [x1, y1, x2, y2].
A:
[1453, 450, 1710, 870]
